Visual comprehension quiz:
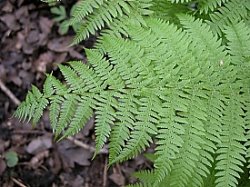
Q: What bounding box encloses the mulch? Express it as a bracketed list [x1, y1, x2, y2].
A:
[0, 0, 150, 186]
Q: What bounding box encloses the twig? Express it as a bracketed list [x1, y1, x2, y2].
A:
[13, 129, 46, 135]
[103, 157, 108, 187]
[11, 178, 27, 187]
[66, 136, 108, 154]
[0, 79, 20, 106]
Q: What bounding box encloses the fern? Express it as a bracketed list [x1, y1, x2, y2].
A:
[205, 0, 250, 35]
[67, 0, 152, 44]
[15, 0, 250, 186]
[199, 0, 230, 13]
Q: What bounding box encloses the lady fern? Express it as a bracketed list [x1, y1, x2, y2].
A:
[15, 0, 250, 186]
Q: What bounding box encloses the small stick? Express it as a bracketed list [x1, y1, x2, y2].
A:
[0, 79, 20, 106]
[66, 136, 108, 154]
[11, 178, 27, 187]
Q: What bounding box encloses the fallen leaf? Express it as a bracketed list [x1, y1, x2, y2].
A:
[109, 173, 125, 186]
[2, 1, 13, 13]
[54, 52, 67, 64]
[39, 17, 54, 34]
[34, 52, 54, 73]
[58, 140, 92, 168]
[72, 175, 84, 187]
[0, 14, 20, 31]
[47, 37, 72, 52]
[26, 29, 39, 44]
[26, 135, 52, 155]
[0, 158, 6, 175]
[14, 6, 28, 22]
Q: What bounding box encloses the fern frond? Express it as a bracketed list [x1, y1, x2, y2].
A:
[179, 14, 227, 63]
[111, 94, 159, 164]
[62, 96, 94, 138]
[153, 90, 186, 184]
[167, 90, 207, 187]
[187, 91, 224, 187]
[223, 21, 250, 65]
[109, 91, 137, 161]
[59, 64, 87, 93]
[17, 2, 250, 185]
[150, 0, 189, 22]
[198, 0, 230, 14]
[55, 94, 78, 137]
[94, 91, 117, 155]
[49, 95, 63, 133]
[215, 96, 246, 187]
[206, 0, 250, 35]
[43, 74, 54, 97]
[68, 0, 105, 25]
[71, 0, 152, 44]
[85, 49, 125, 90]
[14, 86, 49, 124]
[69, 61, 104, 92]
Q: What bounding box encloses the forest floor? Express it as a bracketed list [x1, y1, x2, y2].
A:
[0, 1, 150, 186]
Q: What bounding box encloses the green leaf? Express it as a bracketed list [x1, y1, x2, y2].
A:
[5, 151, 18, 168]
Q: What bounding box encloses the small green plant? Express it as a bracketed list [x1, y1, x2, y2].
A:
[50, 4, 80, 35]
[5, 151, 18, 168]
[15, 0, 250, 186]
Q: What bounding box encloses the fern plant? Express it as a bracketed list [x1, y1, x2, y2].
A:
[15, 0, 250, 186]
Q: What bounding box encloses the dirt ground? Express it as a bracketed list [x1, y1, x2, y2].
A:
[0, 1, 150, 186]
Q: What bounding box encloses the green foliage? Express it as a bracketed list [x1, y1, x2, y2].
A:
[5, 151, 18, 168]
[50, 4, 80, 35]
[15, 0, 250, 186]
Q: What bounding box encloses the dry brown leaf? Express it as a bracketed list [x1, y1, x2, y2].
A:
[26, 135, 52, 155]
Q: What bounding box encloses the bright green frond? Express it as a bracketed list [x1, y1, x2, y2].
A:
[94, 91, 117, 155]
[55, 94, 79, 137]
[17, 1, 250, 186]
[111, 94, 159, 164]
[14, 86, 49, 125]
[109, 91, 137, 161]
[62, 96, 94, 139]
[215, 96, 246, 187]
